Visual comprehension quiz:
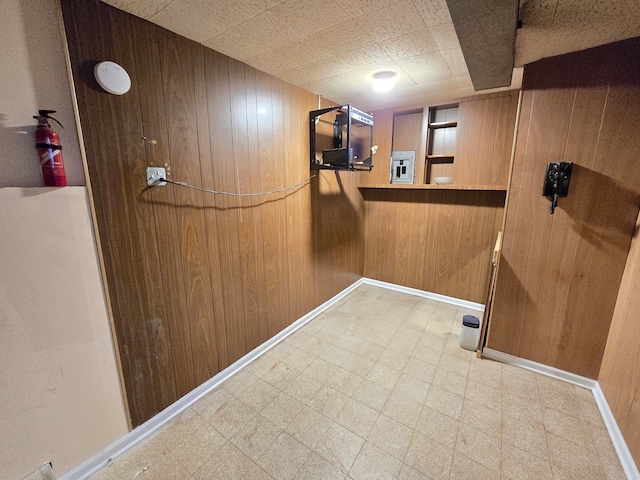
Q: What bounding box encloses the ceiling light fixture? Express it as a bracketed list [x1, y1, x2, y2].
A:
[372, 71, 396, 93]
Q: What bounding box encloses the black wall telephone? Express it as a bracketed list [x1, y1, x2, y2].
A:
[542, 162, 573, 214]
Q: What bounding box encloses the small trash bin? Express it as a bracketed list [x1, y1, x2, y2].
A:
[459, 315, 480, 351]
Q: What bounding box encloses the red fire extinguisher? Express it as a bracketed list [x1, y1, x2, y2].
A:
[34, 109, 67, 186]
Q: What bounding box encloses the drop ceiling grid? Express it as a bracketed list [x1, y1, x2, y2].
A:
[99, 0, 640, 111]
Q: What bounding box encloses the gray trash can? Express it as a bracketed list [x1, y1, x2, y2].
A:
[459, 315, 480, 351]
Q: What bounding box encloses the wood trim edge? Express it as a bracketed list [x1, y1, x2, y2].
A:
[57, 0, 132, 428]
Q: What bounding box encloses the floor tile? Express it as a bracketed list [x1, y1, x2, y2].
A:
[460, 398, 501, 439]
[546, 432, 605, 478]
[393, 373, 431, 404]
[294, 452, 346, 480]
[231, 414, 282, 461]
[282, 372, 323, 404]
[450, 451, 500, 480]
[433, 367, 468, 396]
[542, 406, 594, 448]
[349, 442, 402, 480]
[502, 391, 544, 429]
[240, 378, 281, 413]
[325, 367, 364, 397]
[465, 378, 501, 411]
[193, 442, 260, 480]
[456, 422, 501, 472]
[367, 414, 413, 460]
[285, 405, 333, 449]
[377, 347, 411, 370]
[257, 431, 311, 480]
[335, 398, 379, 438]
[366, 362, 402, 390]
[260, 390, 306, 430]
[352, 378, 392, 411]
[308, 385, 349, 420]
[415, 405, 459, 448]
[382, 390, 422, 428]
[205, 397, 257, 440]
[404, 431, 454, 479]
[315, 423, 365, 474]
[425, 384, 464, 420]
[501, 442, 553, 480]
[502, 413, 549, 460]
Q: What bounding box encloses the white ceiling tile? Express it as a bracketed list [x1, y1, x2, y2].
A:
[378, 28, 439, 60]
[440, 47, 468, 76]
[245, 50, 302, 76]
[277, 67, 322, 86]
[328, 72, 369, 96]
[304, 57, 355, 78]
[102, 0, 172, 19]
[421, 78, 460, 93]
[455, 76, 474, 89]
[272, 39, 334, 65]
[149, 1, 224, 42]
[414, 0, 452, 26]
[339, 0, 395, 18]
[203, 11, 295, 60]
[270, 0, 350, 39]
[397, 53, 450, 84]
[354, 0, 426, 42]
[313, 21, 377, 56]
[339, 43, 395, 70]
[428, 21, 461, 50]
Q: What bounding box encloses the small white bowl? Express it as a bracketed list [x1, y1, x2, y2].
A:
[434, 176, 453, 185]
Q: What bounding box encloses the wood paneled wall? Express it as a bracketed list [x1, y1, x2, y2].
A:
[598, 212, 640, 465]
[487, 38, 640, 379]
[61, 0, 363, 426]
[363, 189, 505, 303]
[599, 212, 640, 466]
[361, 92, 517, 303]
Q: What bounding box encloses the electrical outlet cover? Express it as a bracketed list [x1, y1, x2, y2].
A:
[146, 167, 166, 186]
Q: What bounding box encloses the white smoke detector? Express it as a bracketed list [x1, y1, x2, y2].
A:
[94, 61, 131, 95]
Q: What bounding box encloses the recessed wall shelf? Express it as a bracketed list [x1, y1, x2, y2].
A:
[426, 104, 458, 184]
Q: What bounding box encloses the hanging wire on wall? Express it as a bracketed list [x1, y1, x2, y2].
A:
[155, 175, 316, 197]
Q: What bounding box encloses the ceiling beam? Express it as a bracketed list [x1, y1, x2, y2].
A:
[446, 0, 519, 90]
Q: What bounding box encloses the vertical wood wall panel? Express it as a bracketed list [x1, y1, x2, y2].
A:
[488, 39, 640, 379]
[599, 212, 640, 466]
[363, 189, 506, 303]
[61, 0, 363, 426]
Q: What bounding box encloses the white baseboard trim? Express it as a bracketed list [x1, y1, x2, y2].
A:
[593, 383, 640, 480]
[482, 347, 596, 389]
[361, 277, 485, 312]
[60, 278, 365, 480]
[483, 348, 639, 479]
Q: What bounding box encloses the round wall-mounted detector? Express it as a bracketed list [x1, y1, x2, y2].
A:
[94, 61, 131, 95]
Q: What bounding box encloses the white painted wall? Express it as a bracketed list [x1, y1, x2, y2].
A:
[0, 1, 128, 478]
[0, 187, 129, 479]
[1, 0, 85, 187]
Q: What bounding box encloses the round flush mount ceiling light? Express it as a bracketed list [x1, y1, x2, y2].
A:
[372, 71, 397, 92]
[94, 61, 131, 95]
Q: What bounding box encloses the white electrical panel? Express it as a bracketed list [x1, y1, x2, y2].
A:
[390, 150, 415, 184]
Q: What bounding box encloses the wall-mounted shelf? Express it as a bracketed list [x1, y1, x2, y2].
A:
[428, 120, 458, 129]
[426, 154, 455, 160]
[359, 184, 507, 191]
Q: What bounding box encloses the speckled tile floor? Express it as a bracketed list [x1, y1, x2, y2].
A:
[91, 284, 626, 479]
